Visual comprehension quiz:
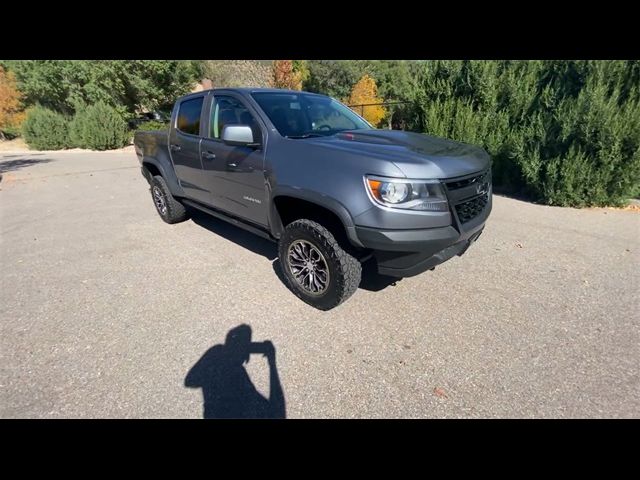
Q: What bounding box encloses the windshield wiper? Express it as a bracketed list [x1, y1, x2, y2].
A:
[285, 133, 325, 139]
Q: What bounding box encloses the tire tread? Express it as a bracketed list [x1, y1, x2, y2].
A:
[279, 219, 361, 310]
[151, 175, 189, 224]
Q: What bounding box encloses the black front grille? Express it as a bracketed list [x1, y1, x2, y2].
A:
[455, 193, 489, 224]
[446, 171, 487, 190]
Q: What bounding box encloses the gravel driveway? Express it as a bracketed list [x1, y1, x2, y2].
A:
[1, 150, 638, 418]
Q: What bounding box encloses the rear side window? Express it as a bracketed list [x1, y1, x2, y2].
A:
[177, 97, 204, 135]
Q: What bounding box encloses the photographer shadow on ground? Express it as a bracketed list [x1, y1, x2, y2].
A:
[185, 324, 286, 419]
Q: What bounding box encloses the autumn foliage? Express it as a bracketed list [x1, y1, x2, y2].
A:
[345, 74, 386, 126]
[272, 60, 303, 91]
[0, 66, 26, 138]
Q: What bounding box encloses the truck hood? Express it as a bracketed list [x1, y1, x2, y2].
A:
[306, 129, 491, 179]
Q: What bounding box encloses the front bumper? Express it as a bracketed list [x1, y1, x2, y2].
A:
[354, 176, 492, 277]
[355, 220, 485, 277]
[365, 228, 484, 277]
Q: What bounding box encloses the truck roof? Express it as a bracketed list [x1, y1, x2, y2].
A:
[222, 87, 321, 94]
[177, 87, 328, 102]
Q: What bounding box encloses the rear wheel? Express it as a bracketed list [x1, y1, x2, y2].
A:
[150, 175, 189, 224]
[278, 219, 361, 310]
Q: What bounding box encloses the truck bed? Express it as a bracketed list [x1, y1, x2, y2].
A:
[133, 129, 169, 163]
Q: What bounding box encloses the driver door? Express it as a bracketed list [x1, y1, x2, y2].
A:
[200, 94, 268, 227]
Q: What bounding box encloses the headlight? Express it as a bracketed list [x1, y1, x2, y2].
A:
[365, 176, 448, 212]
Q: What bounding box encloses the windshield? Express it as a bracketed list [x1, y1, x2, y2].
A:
[251, 92, 373, 138]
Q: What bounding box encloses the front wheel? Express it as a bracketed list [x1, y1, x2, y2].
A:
[278, 219, 361, 310]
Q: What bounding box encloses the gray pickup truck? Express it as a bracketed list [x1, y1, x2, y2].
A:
[134, 88, 492, 310]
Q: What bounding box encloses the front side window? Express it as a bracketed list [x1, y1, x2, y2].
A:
[176, 96, 204, 135]
[209, 95, 260, 142]
[251, 92, 372, 138]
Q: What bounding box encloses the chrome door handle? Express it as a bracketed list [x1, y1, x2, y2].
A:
[227, 162, 237, 167]
[169, 144, 181, 152]
[201, 152, 216, 160]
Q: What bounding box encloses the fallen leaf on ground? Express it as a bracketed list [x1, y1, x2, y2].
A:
[515, 242, 524, 248]
[434, 387, 448, 398]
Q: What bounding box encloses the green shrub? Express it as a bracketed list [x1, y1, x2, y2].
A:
[408, 60, 640, 206]
[135, 120, 168, 131]
[22, 106, 70, 150]
[537, 67, 640, 206]
[68, 112, 88, 149]
[70, 101, 129, 150]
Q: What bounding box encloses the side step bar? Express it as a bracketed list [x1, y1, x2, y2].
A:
[182, 199, 276, 242]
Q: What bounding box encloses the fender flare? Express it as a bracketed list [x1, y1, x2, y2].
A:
[141, 155, 185, 198]
[269, 186, 364, 248]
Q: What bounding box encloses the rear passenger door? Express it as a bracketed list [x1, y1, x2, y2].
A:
[168, 95, 209, 205]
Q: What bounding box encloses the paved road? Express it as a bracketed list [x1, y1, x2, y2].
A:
[1, 151, 638, 418]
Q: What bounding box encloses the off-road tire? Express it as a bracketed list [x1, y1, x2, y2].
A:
[150, 175, 189, 224]
[278, 219, 361, 310]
